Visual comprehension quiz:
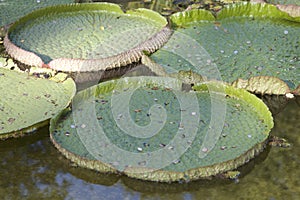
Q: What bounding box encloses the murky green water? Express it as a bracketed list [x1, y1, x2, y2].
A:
[1, 0, 299, 199]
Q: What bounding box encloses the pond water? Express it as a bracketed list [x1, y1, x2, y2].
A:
[1, 0, 299, 199]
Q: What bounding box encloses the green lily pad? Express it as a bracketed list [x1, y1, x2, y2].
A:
[0, 0, 75, 27]
[50, 76, 273, 182]
[4, 3, 171, 72]
[147, 2, 300, 95]
[0, 67, 76, 140]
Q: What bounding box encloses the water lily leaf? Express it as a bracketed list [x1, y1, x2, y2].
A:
[50, 76, 273, 182]
[4, 3, 171, 72]
[0, 0, 75, 27]
[231, 76, 290, 95]
[147, 2, 300, 95]
[276, 4, 300, 18]
[266, 0, 300, 6]
[217, 2, 299, 21]
[0, 67, 76, 139]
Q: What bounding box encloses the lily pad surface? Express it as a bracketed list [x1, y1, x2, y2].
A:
[4, 3, 171, 72]
[147, 3, 300, 95]
[0, 0, 75, 27]
[50, 76, 273, 182]
[266, 0, 300, 6]
[0, 67, 76, 139]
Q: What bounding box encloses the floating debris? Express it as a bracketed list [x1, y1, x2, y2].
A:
[159, 143, 166, 147]
[143, 142, 150, 147]
[168, 146, 174, 150]
[117, 114, 123, 120]
[138, 161, 146, 166]
[110, 161, 119, 167]
[221, 146, 227, 150]
[202, 147, 208, 153]
[179, 123, 184, 130]
[285, 93, 294, 99]
[97, 116, 103, 120]
[44, 94, 51, 98]
[268, 136, 291, 148]
[172, 159, 180, 164]
[137, 147, 143, 152]
[7, 118, 15, 124]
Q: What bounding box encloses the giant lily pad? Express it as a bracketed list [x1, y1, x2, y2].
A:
[4, 3, 171, 72]
[0, 0, 75, 27]
[146, 2, 300, 95]
[0, 67, 76, 139]
[266, 0, 300, 6]
[50, 76, 273, 182]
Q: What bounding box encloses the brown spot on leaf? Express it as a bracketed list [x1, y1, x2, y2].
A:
[8, 118, 15, 124]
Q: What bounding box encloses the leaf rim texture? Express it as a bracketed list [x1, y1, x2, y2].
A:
[4, 3, 171, 72]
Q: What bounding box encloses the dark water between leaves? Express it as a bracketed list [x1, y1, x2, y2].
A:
[0, 98, 299, 200]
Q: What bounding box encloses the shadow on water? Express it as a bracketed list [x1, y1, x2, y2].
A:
[259, 95, 290, 116]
